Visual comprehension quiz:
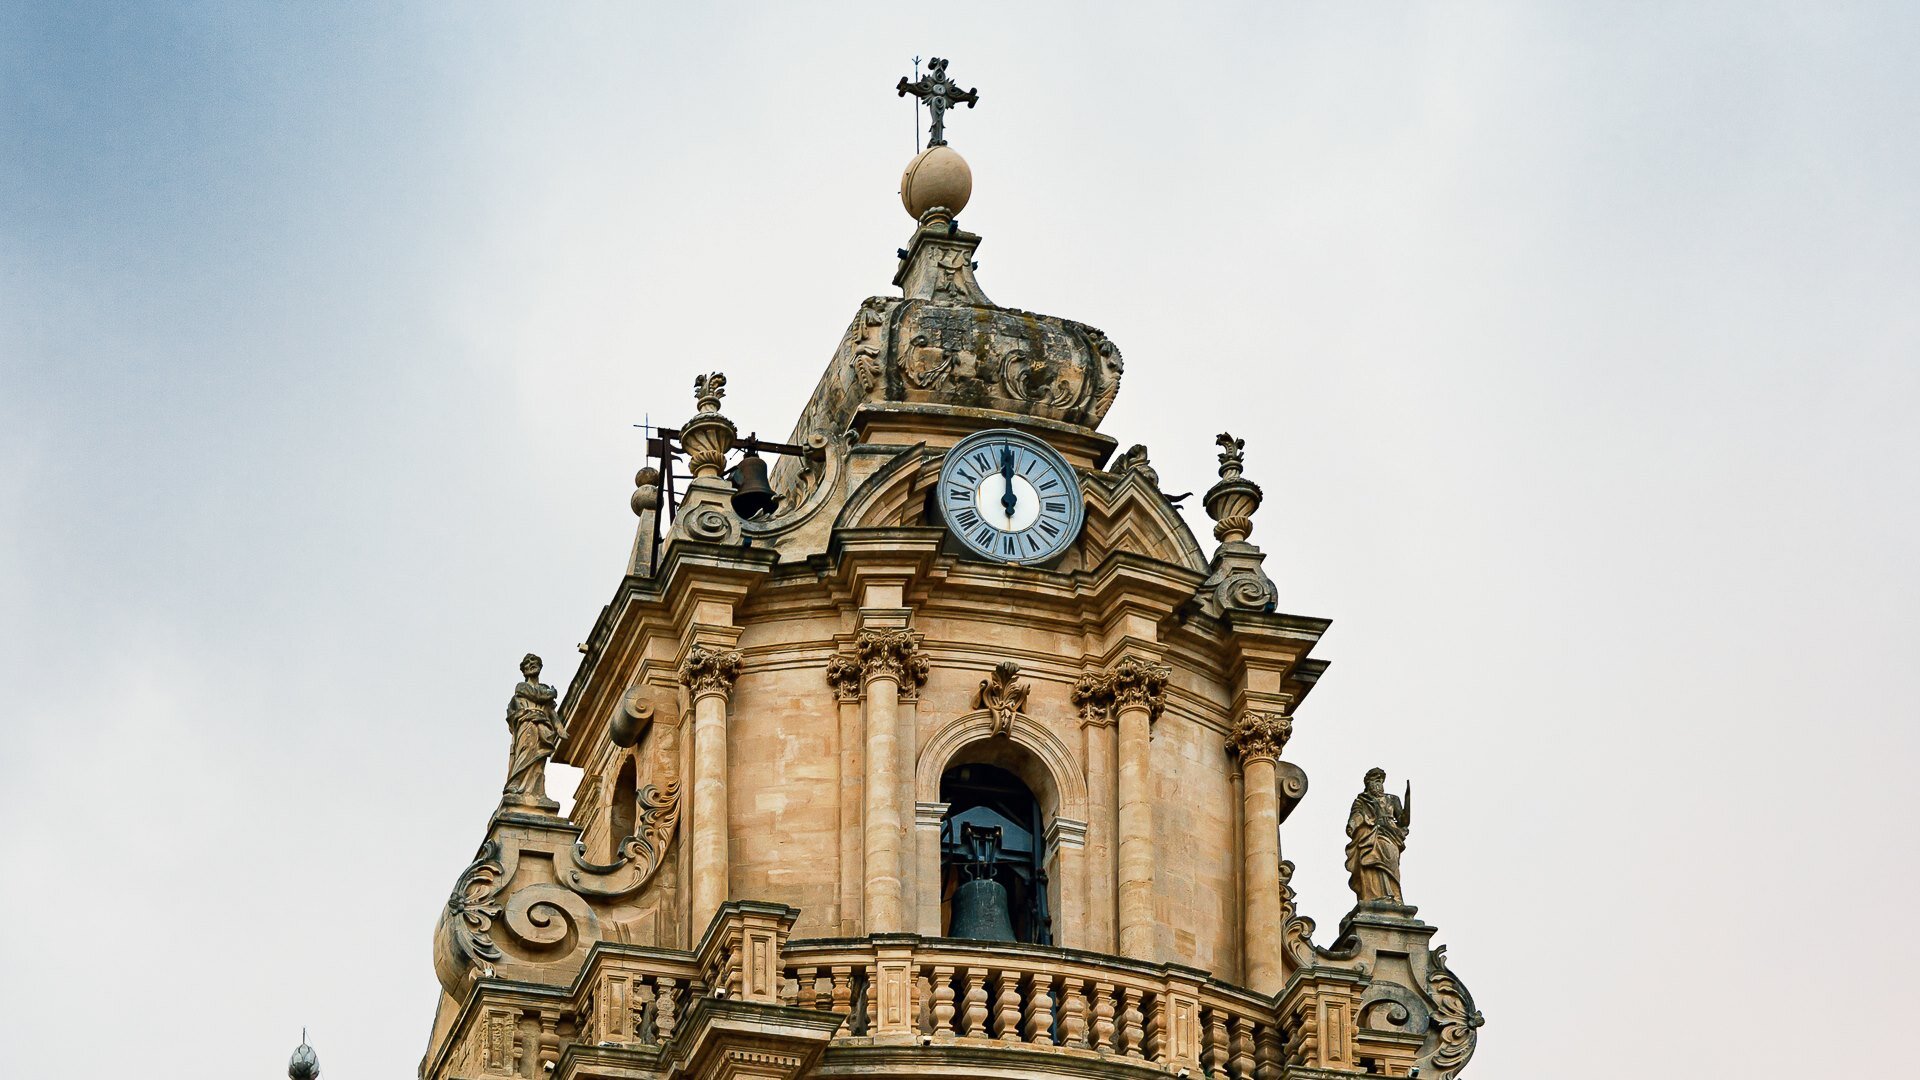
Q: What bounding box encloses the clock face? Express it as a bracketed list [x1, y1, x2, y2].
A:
[936, 429, 1085, 564]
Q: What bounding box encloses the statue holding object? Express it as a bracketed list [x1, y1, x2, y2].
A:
[1345, 766, 1413, 905]
[502, 653, 566, 811]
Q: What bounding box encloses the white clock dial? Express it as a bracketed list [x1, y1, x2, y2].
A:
[937, 429, 1084, 564]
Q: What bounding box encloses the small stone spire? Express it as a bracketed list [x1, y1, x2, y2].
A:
[1197, 431, 1279, 615]
[288, 1030, 319, 1080]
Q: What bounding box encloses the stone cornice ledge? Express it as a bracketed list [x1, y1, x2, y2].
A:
[664, 997, 843, 1080]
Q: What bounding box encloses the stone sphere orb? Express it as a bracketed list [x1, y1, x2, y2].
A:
[900, 145, 972, 220]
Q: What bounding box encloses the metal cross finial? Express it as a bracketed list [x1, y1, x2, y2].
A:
[896, 56, 979, 147]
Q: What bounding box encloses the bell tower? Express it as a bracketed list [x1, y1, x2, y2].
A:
[420, 58, 1483, 1080]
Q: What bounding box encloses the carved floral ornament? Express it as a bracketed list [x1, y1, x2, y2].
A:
[1107, 655, 1171, 719]
[973, 660, 1030, 736]
[824, 654, 863, 702]
[678, 646, 742, 697]
[1426, 946, 1486, 1077]
[852, 628, 930, 689]
[1072, 656, 1172, 725]
[1227, 710, 1293, 762]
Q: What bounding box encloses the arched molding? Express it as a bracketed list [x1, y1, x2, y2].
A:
[1081, 469, 1208, 572]
[833, 445, 936, 532]
[916, 708, 1088, 827]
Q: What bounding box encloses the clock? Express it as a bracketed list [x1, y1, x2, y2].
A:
[936, 429, 1085, 564]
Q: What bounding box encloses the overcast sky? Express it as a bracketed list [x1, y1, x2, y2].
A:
[4, 4, 1916, 1078]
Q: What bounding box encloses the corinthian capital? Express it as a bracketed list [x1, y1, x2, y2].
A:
[824, 654, 863, 702]
[854, 629, 929, 691]
[677, 646, 741, 698]
[1106, 655, 1172, 721]
[1227, 710, 1293, 763]
[1072, 671, 1115, 726]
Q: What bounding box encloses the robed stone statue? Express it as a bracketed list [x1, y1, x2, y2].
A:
[502, 653, 565, 810]
[1345, 766, 1412, 904]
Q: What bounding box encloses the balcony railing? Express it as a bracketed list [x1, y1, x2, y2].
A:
[433, 903, 1289, 1079]
[778, 936, 1285, 1077]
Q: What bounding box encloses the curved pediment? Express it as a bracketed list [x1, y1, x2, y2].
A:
[1079, 466, 1207, 573]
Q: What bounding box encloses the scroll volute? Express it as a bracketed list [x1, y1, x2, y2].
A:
[609, 687, 657, 748]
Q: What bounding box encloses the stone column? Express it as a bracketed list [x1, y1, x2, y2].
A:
[679, 645, 741, 933]
[1073, 672, 1118, 953]
[856, 629, 927, 934]
[915, 801, 949, 935]
[1109, 656, 1170, 959]
[1228, 710, 1293, 996]
[827, 655, 864, 935]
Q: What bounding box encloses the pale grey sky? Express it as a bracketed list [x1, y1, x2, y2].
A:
[4, 4, 1915, 1078]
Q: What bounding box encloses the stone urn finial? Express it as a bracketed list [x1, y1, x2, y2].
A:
[681, 372, 737, 479]
[1204, 431, 1263, 544]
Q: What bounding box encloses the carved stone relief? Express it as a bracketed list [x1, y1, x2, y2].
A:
[972, 660, 1030, 736]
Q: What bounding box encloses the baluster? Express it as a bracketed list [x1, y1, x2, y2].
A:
[994, 968, 1023, 1042]
[804, 966, 829, 1012]
[1059, 977, 1089, 1049]
[1120, 986, 1146, 1059]
[1091, 981, 1117, 1054]
[1023, 971, 1056, 1046]
[536, 1010, 561, 1075]
[631, 982, 657, 1046]
[962, 966, 990, 1038]
[1205, 1006, 1230, 1077]
[654, 977, 678, 1043]
[915, 971, 933, 1034]
[1230, 1015, 1256, 1079]
[931, 964, 957, 1037]
[829, 964, 853, 1029]
[1145, 991, 1166, 1064]
[861, 966, 878, 1036]
[1256, 1021, 1283, 1080]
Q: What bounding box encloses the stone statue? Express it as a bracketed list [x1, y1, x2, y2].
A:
[502, 653, 565, 809]
[1345, 766, 1412, 904]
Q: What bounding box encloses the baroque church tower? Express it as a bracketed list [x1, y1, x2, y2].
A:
[423, 60, 1483, 1080]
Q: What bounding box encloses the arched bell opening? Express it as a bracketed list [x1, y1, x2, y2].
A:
[939, 762, 1052, 945]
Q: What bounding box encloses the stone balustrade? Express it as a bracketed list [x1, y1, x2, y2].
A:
[429, 903, 1292, 1080]
[778, 937, 1286, 1077]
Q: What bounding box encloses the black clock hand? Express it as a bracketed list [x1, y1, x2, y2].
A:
[1000, 443, 1017, 521]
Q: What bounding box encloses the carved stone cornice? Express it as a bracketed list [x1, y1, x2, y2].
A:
[1106, 655, 1172, 721]
[853, 628, 929, 691]
[1227, 710, 1292, 763]
[678, 646, 742, 699]
[824, 654, 863, 702]
[973, 660, 1030, 736]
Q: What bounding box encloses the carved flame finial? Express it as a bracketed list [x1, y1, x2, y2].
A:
[693, 372, 727, 415]
[1204, 432, 1263, 544]
[1215, 432, 1246, 480]
[681, 373, 737, 479]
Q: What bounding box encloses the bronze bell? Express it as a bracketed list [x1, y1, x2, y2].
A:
[949, 876, 1017, 942]
[727, 451, 780, 519]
